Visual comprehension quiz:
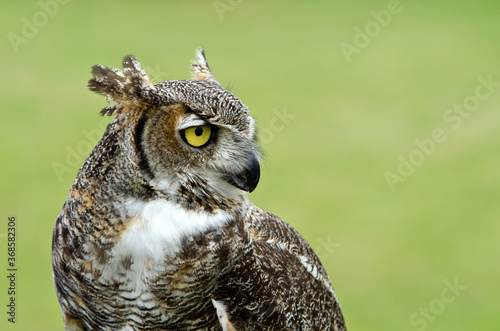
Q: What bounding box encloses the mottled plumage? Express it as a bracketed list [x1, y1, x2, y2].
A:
[52, 49, 346, 330]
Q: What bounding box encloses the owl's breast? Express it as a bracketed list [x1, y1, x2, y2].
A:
[69, 197, 247, 329]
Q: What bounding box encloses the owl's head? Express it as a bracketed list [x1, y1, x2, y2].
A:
[88, 49, 260, 199]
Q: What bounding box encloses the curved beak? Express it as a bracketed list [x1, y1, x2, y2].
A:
[223, 153, 260, 193]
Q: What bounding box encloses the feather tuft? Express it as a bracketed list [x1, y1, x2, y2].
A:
[88, 55, 156, 116]
[191, 48, 219, 84]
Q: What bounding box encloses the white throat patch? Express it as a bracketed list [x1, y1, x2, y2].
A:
[118, 198, 232, 260]
[95, 198, 233, 304]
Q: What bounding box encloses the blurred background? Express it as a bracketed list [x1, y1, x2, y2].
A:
[1, 0, 499, 329]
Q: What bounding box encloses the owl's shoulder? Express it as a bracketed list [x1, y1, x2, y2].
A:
[212, 206, 341, 329]
[245, 206, 326, 272]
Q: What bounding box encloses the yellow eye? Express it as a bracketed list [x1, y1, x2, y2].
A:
[183, 125, 212, 147]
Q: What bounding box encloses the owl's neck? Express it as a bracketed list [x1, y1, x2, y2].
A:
[101, 170, 251, 270]
[145, 170, 249, 216]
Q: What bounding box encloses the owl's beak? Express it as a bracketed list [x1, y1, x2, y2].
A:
[223, 153, 260, 193]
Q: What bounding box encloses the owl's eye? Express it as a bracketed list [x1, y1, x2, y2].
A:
[182, 125, 212, 148]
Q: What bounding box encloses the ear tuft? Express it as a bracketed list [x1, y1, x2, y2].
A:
[191, 48, 219, 84]
[88, 55, 155, 116]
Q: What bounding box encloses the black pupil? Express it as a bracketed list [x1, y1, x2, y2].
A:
[195, 126, 204, 136]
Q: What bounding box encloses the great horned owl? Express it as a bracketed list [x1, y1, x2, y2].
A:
[52, 49, 346, 330]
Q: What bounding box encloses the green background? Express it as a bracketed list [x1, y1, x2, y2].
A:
[1, 0, 499, 330]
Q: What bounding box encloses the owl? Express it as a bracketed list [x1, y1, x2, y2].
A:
[52, 49, 346, 330]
